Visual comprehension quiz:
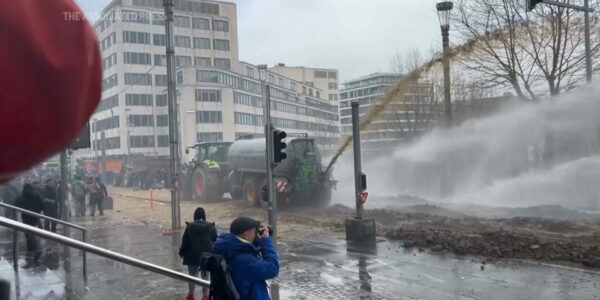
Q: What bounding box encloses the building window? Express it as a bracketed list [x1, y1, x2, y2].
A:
[124, 52, 151, 65]
[246, 67, 254, 78]
[196, 111, 222, 123]
[195, 89, 221, 102]
[156, 115, 169, 127]
[235, 112, 263, 126]
[193, 17, 210, 30]
[315, 71, 327, 78]
[177, 71, 184, 84]
[102, 74, 118, 91]
[316, 91, 320, 99]
[130, 135, 154, 148]
[152, 13, 165, 25]
[175, 36, 191, 48]
[212, 20, 229, 32]
[278, 78, 284, 87]
[100, 32, 116, 51]
[328, 83, 338, 90]
[214, 58, 231, 70]
[309, 88, 313, 97]
[194, 57, 211, 66]
[124, 73, 151, 85]
[153, 34, 166, 46]
[174, 15, 190, 28]
[157, 135, 169, 147]
[329, 94, 338, 101]
[176, 55, 192, 67]
[94, 137, 121, 150]
[94, 116, 120, 132]
[213, 39, 230, 51]
[154, 54, 167, 66]
[125, 94, 153, 106]
[155, 94, 168, 106]
[290, 82, 296, 91]
[95, 95, 119, 112]
[102, 53, 117, 71]
[193, 38, 211, 49]
[128, 114, 154, 127]
[123, 31, 150, 44]
[197, 132, 223, 142]
[234, 92, 262, 108]
[155, 74, 168, 86]
[121, 10, 149, 23]
[328, 71, 337, 79]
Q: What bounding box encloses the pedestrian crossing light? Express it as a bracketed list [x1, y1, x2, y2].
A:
[273, 129, 287, 163]
[527, 0, 544, 11]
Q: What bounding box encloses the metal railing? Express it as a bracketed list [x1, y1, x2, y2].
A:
[0, 202, 87, 283]
[0, 216, 210, 287]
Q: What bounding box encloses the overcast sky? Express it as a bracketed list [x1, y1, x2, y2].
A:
[75, 0, 444, 82]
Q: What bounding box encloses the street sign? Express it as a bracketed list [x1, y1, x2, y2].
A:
[359, 190, 368, 204]
[69, 122, 90, 150]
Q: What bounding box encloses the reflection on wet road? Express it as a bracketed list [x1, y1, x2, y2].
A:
[1, 217, 599, 299]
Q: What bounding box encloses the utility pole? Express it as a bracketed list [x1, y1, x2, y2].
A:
[584, 0, 592, 83]
[437, 1, 454, 127]
[60, 150, 68, 220]
[100, 131, 106, 183]
[164, 0, 181, 230]
[263, 74, 277, 245]
[351, 102, 364, 220]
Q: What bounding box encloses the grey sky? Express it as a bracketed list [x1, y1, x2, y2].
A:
[75, 0, 444, 82]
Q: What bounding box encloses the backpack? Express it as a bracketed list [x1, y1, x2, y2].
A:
[72, 182, 85, 199]
[201, 253, 254, 300]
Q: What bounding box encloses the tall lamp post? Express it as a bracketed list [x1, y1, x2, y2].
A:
[437, 1, 453, 127]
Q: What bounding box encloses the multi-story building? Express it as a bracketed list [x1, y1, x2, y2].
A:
[269, 64, 341, 106]
[339, 73, 434, 153]
[85, 0, 340, 165]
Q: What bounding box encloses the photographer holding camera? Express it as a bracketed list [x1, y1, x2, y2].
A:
[212, 217, 279, 300]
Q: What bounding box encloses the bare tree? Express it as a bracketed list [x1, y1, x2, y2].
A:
[390, 47, 424, 74]
[453, 0, 600, 99]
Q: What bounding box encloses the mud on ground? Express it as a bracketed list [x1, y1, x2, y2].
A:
[108, 187, 600, 268]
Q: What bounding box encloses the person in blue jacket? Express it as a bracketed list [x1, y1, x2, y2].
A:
[212, 217, 279, 300]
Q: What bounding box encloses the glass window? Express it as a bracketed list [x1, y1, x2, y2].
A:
[124, 73, 151, 85]
[153, 34, 166, 46]
[196, 111, 223, 123]
[175, 35, 191, 48]
[130, 135, 155, 148]
[125, 94, 153, 106]
[193, 38, 211, 49]
[194, 57, 211, 66]
[174, 15, 190, 28]
[154, 54, 167, 66]
[214, 58, 231, 70]
[152, 13, 165, 25]
[156, 115, 169, 127]
[124, 52, 151, 65]
[121, 10, 149, 24]
[213, 39, 230, 51]
[155, 74, 168, 86]
[155, 94, 168, 106]
[95, 95, 119, 113]
[195, 90, 221, 102]
[157, 135, 169, 147]
[123, 31, 150, 44]
[193, 17, 210, 30]
[102, 74, 118, 90]
[212, 20, 229, 32]
[176, 55, 192, 67]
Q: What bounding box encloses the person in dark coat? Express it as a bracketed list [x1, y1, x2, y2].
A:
[15, 183, 44, 265]
[212, 217, 279, 300]
[179, 207, 217, 300]
[42, 178, 59, 232]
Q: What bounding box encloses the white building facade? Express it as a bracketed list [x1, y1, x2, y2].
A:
[86, 0, 340, 164]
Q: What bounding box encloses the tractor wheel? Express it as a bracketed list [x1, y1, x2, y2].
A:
[193, 168, 222, 202]
[243, 178, 259, 207]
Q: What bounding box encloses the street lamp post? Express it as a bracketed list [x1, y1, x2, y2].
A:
[437, 1, 453, 127]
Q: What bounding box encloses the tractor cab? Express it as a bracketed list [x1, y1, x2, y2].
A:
[187, 142, 232, 166]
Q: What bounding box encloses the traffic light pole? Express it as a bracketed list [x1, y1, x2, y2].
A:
[264, 85, 277, 245]
[164, 0, 181, 231]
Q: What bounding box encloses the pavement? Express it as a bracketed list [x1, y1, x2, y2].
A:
[0, 199, 599, 299]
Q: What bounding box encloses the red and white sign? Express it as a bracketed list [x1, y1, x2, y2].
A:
[277, 181, 287, 193]
[359, 190, 368, 204]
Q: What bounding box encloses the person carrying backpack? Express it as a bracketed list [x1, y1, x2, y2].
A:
[211, 217, 279, 300]
[71, 176, 86, 217]
[180, 207, 217, 300]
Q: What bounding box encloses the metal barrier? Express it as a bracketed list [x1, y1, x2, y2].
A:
[0, 202, 87, 283]
[0, 216, 210, 287]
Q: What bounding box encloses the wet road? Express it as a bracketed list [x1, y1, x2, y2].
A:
[1, 215, 599, 299]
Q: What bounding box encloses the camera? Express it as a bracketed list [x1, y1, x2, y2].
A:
[257, 225, 273, 236]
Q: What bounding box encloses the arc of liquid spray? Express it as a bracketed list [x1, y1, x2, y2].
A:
[325, 35, 485, 174]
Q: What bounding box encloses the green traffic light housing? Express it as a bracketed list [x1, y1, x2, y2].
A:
[273, 129, 287, 163]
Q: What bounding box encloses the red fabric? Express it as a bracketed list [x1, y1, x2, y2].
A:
[0, 0, 102, 182]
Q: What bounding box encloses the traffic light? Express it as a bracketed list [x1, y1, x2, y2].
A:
[527, 0, 544, 11]
[273, 129, 287, 163]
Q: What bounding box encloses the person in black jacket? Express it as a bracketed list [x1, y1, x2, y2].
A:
[179, 207, 217, 300]
[42, 178, 58, 232]
[15, 183, 44, 266]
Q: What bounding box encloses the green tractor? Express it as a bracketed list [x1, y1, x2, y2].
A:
[182, 142, 232, 202]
